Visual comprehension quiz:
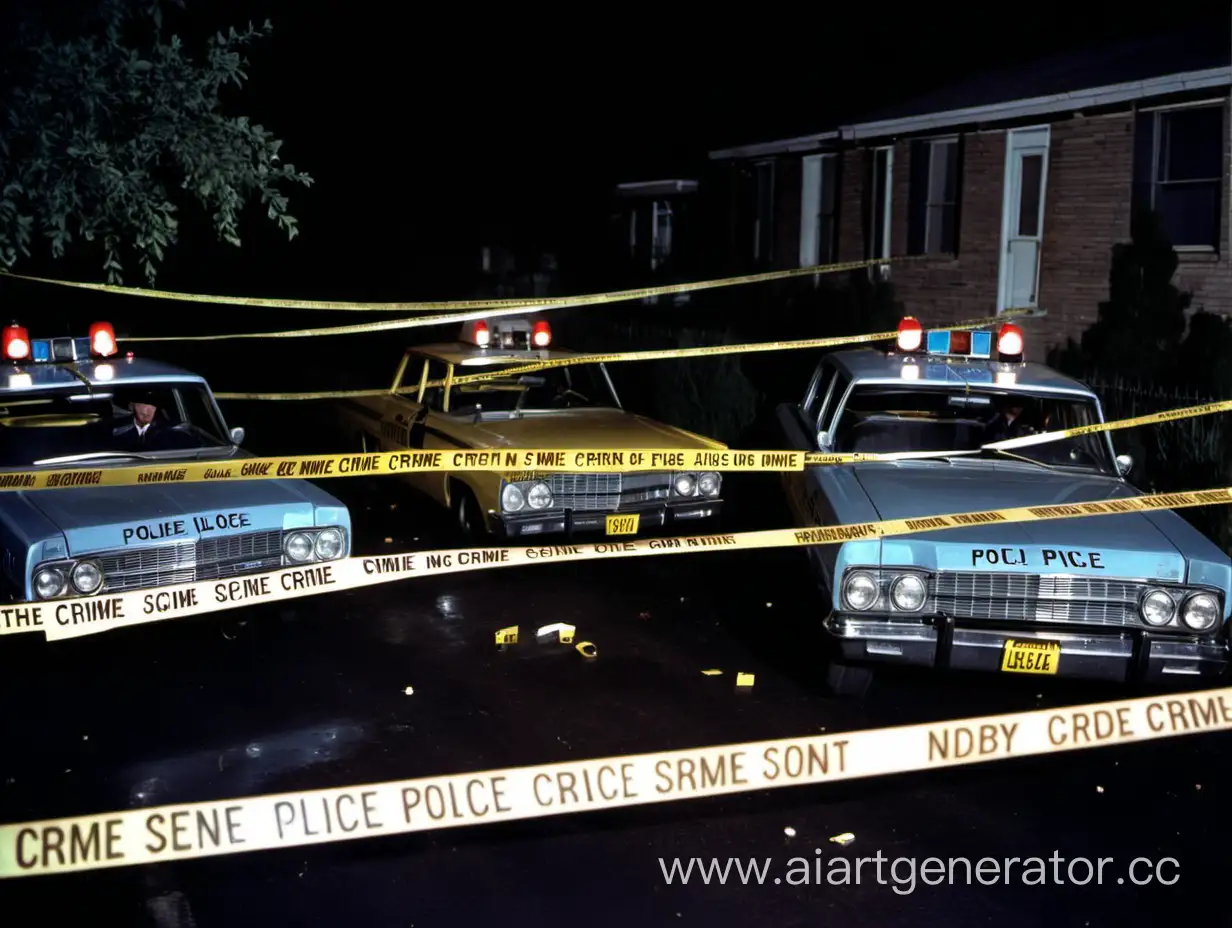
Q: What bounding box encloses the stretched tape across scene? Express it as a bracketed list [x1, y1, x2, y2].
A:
[1, 485, 1228, 642]
[0, 255, 922, 315]
[209, 308, 1044, 398]
[3, 684, 1231, 879]
[3, 398, 1229, 492]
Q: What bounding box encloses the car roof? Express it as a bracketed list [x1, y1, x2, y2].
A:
[0, 356, 207, 392]
[826, 348, 1097, 396]
[409, 342, 586, 367]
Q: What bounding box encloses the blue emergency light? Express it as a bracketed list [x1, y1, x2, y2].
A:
[925, 328, 993, 359]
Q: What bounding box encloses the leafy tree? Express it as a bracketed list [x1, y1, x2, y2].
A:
[0, 0, 311, 284]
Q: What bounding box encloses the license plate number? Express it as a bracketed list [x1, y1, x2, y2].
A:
[606, 513, 639, 535]
[1000, 639, 1060, 674]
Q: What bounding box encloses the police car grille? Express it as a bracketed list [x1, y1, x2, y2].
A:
[934, 572, 1145, 626]
[96, 530, 285, 592]
[546, 472, 672, 511]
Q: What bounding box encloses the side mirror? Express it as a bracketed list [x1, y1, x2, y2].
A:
[1115, 453, 1133, 476]
[230, 426, 245, 445]
[817, 430, 833, 451]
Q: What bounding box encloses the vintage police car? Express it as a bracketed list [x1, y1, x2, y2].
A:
[776, 316, 1231, 695]
[334, 316, 725, 539]
[0, 321, 352, 613]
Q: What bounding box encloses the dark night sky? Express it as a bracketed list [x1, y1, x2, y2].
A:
[4, 0, 1230, 301]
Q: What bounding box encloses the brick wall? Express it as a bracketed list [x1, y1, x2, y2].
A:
[1034, 114, 1135, 348]
[837, 151, 865, 263]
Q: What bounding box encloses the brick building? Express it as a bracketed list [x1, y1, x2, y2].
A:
[706, 28, 1231, 349]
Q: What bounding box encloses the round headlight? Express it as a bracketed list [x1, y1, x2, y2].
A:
[314, 528, 345, 560]
[842, 571, 879, 611]
[1140, 590, 1175, 626]
[674, 473, 696, 496]
[34, 567, 65, 600]
[1181, 592, 1220, 632]
[891, 574, 926, 612]
[285, 532, 315, 562]
[501, 483, 525, 512]
[698, 472, 720, 496]
[526, 482, 553, 510]
[70, 560, 104, 594]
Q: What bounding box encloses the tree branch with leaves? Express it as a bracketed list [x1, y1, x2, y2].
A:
[0, 0, 311, 284]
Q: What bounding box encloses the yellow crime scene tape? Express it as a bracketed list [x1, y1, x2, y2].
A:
[3, 682, 1232, 878]
[209, 307, 1044, 400]
[1, 484, 1227, 642]
[2, 397, 1227, 491]
[1, 255, 920, 313]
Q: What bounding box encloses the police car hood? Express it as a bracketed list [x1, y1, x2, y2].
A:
[17, 480, 320, 554]
[466, 409, 724, 450]
[851, 462, 1208, 582]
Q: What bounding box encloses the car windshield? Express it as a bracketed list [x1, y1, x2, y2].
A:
[449, 364, 619, 416]
[830, 387, 1116, 473]
[0, 382, 232, 468]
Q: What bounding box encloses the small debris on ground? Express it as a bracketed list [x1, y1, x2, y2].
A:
[638, 611, 651, 620]
[495, 626, 519, 646]
[537, 623, 576, 644]
[735, 672, 755, 688]
[403, 686, 414, 696]
[576, 641, 598, 659]
[384, 537, 393, 544]
[783, 826, 797, 838]
[1095, 785, 1105, 794]
[829, 832, 855, 846]
[701, 669, 723, 676]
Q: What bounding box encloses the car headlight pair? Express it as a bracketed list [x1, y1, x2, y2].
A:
[1140, 588, 1221, 632]
[502, 480, 554, 512]
[283, 527, 347, 564]
[842, 569, 928, 613]
[33, 559, 104, 600]
[673, 472, 720, 497]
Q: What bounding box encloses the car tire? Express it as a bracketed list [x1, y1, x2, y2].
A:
[825, 660, 874, 698]
[453, 485, 490, 541]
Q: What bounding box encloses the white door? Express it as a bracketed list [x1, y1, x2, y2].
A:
[997, 127, 1050, 312]
[799, 154, 823, 267]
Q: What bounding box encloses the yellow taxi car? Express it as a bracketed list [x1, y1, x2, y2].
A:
[336, 316, 727, 539]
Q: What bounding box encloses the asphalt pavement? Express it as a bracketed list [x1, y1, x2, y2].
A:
[1, 402, 1227, 926]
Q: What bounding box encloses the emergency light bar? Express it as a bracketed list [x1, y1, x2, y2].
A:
[894, 317, 1026, 362]
[4, 321, 119, 363]
[462, 318, 551, 350]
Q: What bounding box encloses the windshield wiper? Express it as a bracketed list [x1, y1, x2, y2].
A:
[33, 451, 160, 465]
[980, 447, 1056, 470]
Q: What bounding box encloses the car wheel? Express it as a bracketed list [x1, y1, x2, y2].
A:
[825, 660, 874, 698]
[453, 486, 489, 541]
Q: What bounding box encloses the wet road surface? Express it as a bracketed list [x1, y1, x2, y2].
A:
[1, 403, 1228, 926]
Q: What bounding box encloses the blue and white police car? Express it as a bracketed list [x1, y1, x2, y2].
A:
[776, 316, 1231, 695]
[0, 321, 351, 624]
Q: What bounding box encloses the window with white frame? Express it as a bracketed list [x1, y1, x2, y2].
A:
[753, 160, 775, 262]
[1145, 103, 1225, 250]
[799, 153, 839, 268]
[867, 146, 893, 274]
[907, 137, 960, 256]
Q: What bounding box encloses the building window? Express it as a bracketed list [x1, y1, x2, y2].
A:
[1145, 103, 1224, 250]
[799, 153, 838, 268]
[907, 137, 960, 256]
[753, 159, 775, 262]
[867, 146, 893, 276]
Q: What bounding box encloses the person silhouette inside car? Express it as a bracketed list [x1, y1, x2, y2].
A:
[112, 390, 174, 450]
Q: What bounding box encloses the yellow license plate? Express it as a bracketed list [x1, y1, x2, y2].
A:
[1000, 639, 1060, 674]
[606, 513, 639, 535]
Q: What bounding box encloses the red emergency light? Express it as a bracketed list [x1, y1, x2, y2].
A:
[896, 316, 923, 352]
[531, 320, 551, 348]
[2, 324, 30, 361]
[473, 320, 491, 347]
[89, 321, 117, 357]
[997, 323, 1024, 360]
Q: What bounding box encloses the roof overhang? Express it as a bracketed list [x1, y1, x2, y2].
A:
[708, 66, 1231, 157]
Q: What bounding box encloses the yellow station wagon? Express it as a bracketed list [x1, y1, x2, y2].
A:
[335, 317, 727, 539]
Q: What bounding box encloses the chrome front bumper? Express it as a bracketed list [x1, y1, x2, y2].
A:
[824, 615, 1229, 683]
[496, 499, 721, 539]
